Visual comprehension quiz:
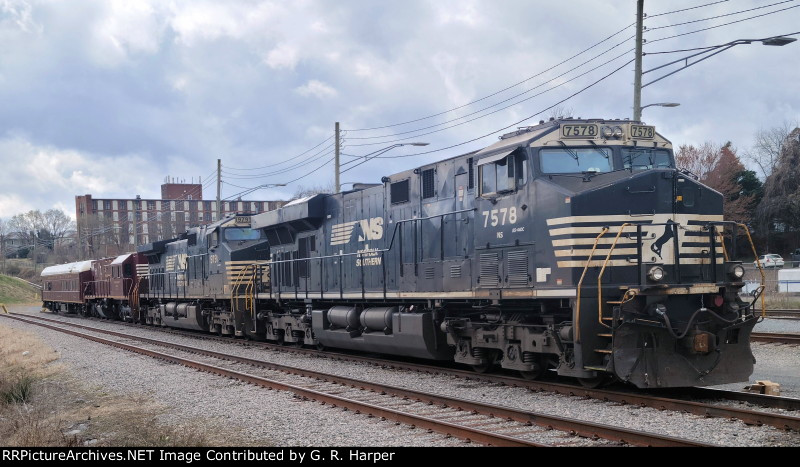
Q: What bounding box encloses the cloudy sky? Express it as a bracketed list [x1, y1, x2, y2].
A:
[1, 0, 798, 219]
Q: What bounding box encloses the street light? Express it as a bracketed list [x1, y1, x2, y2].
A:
[642, 34, 797, 89]
[639, 102, 680, 113]
[336, 142, 429, 192]
[633, 33, 797, 121]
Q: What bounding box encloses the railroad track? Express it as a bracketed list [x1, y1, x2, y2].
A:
[2, 313, 711, 447]
[8, 312, 800, 435]
[751, 332, 800, 345]
[763, 309, 800, 320]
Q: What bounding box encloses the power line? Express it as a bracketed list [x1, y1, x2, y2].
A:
[223, 134, 335, 171]
[343, 50, 634, 148]
[341, 59, 634, 166]
[648, 0, 730, 18]
[648, 3, 800, 44]
[647, 0, 796, 31]
[222, 155, 338, 201]
[344, 21, 637, 132]
[343, 35, 635, 141]
[220, 144, 335, 179]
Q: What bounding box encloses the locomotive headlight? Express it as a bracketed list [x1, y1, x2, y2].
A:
[647, 266, 665, 282]
[729, 264, 746, 280]
[601, 126, 614, 138]
[612, 126, 624, 137]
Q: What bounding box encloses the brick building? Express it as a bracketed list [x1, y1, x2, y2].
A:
[75, 180, 285, 256]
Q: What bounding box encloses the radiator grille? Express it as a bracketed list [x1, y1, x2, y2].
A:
[450, 265, 461, 278]
[479, 253, 500, 287]
[424, 267, 435, 279]
[507, 250, 529, 287]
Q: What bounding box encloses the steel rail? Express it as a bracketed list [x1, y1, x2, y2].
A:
[751, 332, 800, 345]
[18, 311, 800, 431]
[1, 314, 542, 447]
[3, 313, 708, 447]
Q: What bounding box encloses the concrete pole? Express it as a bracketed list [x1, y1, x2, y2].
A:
[633, 0, 644, 122]
[335, 122, 341, 193]
[216, 158, 222, 222]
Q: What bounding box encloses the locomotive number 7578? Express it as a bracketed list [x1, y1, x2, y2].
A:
[481, 207, 518, 228]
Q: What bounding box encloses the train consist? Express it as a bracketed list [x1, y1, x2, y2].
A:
[41, 117, 764, 389]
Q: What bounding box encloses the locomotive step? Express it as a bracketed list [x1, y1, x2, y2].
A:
[583, 366, 610, 372]
[594, 349, 613, 354]
[597, 333, 612, 338]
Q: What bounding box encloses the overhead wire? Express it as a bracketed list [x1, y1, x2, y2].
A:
[344, 35, 636, 141]
[343, 49, 634, 148]
[647, 0, 796, 31]
[342, 58, 634, 165]
[648, 0, 731, 18]
[221, 143, 335, 179]
[344, 21, 637, 132]
[223, 134, 335, 171]
[647, 3, 800, 44]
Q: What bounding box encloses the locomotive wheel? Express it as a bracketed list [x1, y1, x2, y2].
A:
[578, 375, 611, 389]
[519, 355, 547, 380]
[471, 349, 498, 373]
[316, 342, 326, 351]
[519, 365, 545, 381]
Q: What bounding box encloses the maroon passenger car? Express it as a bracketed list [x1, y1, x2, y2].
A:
[41, 260, 95, 314]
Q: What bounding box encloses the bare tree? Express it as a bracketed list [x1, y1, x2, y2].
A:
[291, 182, 335, 200]
[756, 127, 800, 233]
[744, 121, 799, 179]
[42, 209, 74, 245]
[7, 210, 45, 254]
[547, 105, 574, 120]
[674, 142, 720, 181]
[0, 218, 6, 274]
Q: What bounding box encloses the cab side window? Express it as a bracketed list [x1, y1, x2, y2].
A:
[479, 150, 527, 196]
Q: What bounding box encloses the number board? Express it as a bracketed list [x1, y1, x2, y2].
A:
[561, 124, 598, 138]
[234, 216, 251, 226]
[630, 125, 655, 139]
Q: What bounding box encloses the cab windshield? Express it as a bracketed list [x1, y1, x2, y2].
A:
[540, 147, 613, 174]
[622, 148, 673, 171]
[224, 228, 262, 241]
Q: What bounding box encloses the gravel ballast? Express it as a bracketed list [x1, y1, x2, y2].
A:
[4, 306, 800, 447]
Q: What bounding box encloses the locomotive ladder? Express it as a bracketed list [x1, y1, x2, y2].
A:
[585, 221, 768, 375]
[579, 223, 633, 373]
[230, 263, 257, 320]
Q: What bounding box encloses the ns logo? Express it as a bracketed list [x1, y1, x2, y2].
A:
[330, 217, 384, 246]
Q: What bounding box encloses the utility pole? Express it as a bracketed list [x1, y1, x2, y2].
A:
[335, 122, 341, 193]
[633, 0, 644, 122]
[216, 158, 222, 222]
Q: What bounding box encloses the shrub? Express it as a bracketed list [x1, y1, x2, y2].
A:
[1, 375, 35, 404]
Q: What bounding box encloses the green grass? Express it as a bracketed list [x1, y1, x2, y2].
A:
[1, 374, 35, 404]
[0, 275, 39, 304]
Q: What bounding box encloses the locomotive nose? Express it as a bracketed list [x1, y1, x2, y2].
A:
[570, 169, 722, 219]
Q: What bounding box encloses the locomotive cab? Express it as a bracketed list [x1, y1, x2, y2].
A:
[461, 118, 759, 387]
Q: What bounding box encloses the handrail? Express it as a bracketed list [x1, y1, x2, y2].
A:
[231, 264, 253, 317]
[260, 208, 475, 296]
[597, 223, 633, 329]
[574, 226, 609, 343]
[736, 223, 766, 318]
[265, 208, 476, 268]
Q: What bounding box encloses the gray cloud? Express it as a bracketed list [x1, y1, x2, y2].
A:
[0, 0, 798, 218]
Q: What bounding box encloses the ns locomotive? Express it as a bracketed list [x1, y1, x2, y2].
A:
[42, 117, 764, 389]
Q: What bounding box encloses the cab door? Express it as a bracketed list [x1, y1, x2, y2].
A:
[443, 171, 473, 291]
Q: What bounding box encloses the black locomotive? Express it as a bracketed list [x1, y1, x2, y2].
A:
[44, 118, 763, 389]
